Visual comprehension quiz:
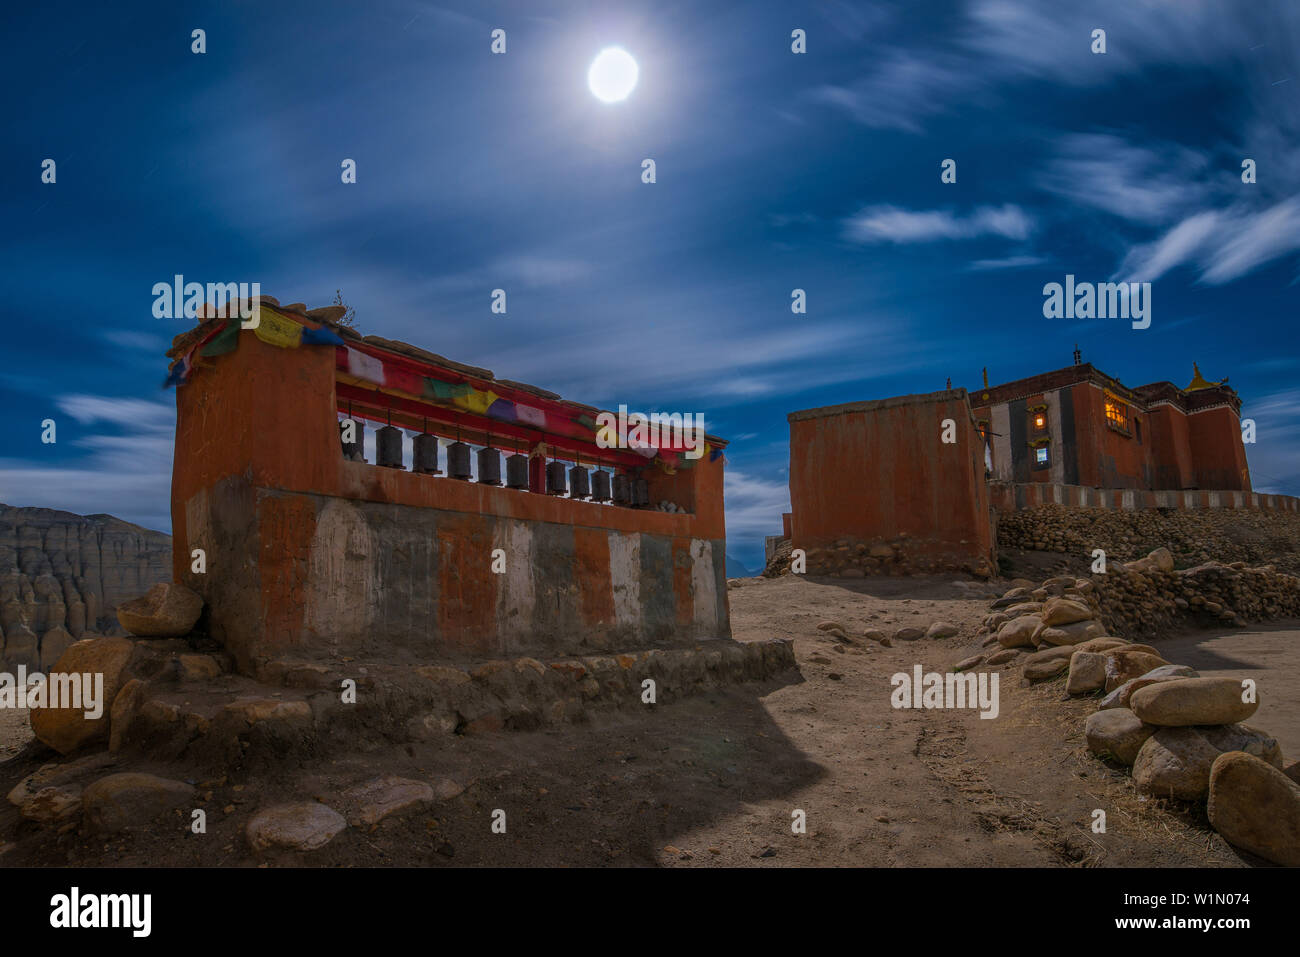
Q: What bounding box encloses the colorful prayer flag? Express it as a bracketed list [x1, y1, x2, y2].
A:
[347, 347, 385, 384]
[301, 325, 345, 347]
[515, 404, 547, 428]
[255, 310, 303, 349]
[200, 319, 239, 357]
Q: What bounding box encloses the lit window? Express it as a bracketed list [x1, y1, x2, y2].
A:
[1034, 446, 1049, 467]
[1033, 414, 1046, 429]
[1105, 399, 1128, 430]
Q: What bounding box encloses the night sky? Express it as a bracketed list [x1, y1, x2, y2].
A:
[2, 0, 1297, 571]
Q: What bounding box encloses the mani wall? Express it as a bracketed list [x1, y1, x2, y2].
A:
[169, 304, 731, 679]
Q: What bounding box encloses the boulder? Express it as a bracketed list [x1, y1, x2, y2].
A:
[1098, 665, 1197, 711]
[1003, 602, 1043, 617]
[1132, 724, 1282, 801]
[985, 648, 1019, 665]
[7, 752, 117, 808]
[1023, 656, 1070, 681]
[926, 621, 959, 639]
[29, 636, 134, 754]
[82, 772, 196, 833]
[1025, 644, 1075, 664]
[1066, 652, 1108, 695]
[1144, 548, 1175, 573]
[1207, 751, 1300, 866]
[1022, 645, 1072, 680]
[18, 785, 83, 825]
[955, 655, 984, 671]
[1103, 651, 1170, 693]
[1085, 709, 1156, 765]
[1041, 597, 1094, 627]
[996, 616, 1041, 649]
[342, 776, 434, 827]
[115, 582, 203, 638]
[893, 627, 924, 642]
[1130, 677, 1258, 727]
[108, 678, 148, 752]
[1038, 620, 1106, 646]
[1072, 637, 1130, 655]
[178, 654, 222, 680]
[247, 802, 347, 852]
[1111, 643, 1161, 658]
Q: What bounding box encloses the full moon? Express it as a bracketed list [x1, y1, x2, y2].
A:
[588, 46, 639, 103]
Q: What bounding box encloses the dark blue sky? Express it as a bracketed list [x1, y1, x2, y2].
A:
[2, 0, 1297, 570]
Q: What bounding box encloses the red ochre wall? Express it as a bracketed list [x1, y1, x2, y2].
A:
[1067, 385, 1148, 490]
[171, 327, 731, 677]
[976, 382, 1248, 494]
[787, 390, 994, 573]
[1189, 406, 1251, 491]
[1146, 405, 1194, 490]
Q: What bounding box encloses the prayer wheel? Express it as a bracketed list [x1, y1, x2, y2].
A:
[591, 469, 611, 502]
[546, 461, 568, 495]
[612, 473, 630, 505]
[569, 465, 591, 499]
[376, 425, 404, 469]
[412, 433, 440, 474]
[505, 453, 530, 490]
[447, 441, 472, 480]
[477, 446, 502, 486]
[340, 418, 364, 462]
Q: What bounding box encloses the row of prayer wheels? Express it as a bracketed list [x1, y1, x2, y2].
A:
[340, 420, 650, 505]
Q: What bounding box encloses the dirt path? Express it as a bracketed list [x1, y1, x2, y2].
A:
[3, 574, 1283, 867]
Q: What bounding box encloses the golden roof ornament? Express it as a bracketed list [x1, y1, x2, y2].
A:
[1185, 362, 1226, 392]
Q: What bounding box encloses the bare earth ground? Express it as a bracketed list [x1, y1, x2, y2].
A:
[2, 574, 1293, 867]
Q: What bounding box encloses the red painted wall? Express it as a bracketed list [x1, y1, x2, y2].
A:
[1145, 405, 1194, 490]
[787, 390, 993, 569]
[1189, 406, 1250, 490]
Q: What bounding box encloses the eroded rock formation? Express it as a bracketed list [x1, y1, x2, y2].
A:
[0, 505, 171, 670]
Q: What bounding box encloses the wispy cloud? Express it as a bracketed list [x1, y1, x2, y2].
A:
[843, 204, 1033, 244]
[809, 52, 974, 133]
[1117, 199, 1300, 284]
[724, 468, 790, 541]
[0, 394, 175, 531]
[967, 254, 1046, 271]
[1037, 133, 1212, 225]
[1241, 387, 1300, 494]
[100, 330, 169, 353]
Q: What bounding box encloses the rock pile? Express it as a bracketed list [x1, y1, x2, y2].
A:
[980, 559, 1299, 866]
[978, 547, 1300, 642]
[1090, 558, 1300, 640]
[998, 503, 1300, 575]
[1084, 662, 1296, 864]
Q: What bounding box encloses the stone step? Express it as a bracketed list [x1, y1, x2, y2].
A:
[111, 638, 798, 767]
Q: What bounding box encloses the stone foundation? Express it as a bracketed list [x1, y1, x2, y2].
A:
[764, 534, 993, 578]
[104, 636, 799, 769]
